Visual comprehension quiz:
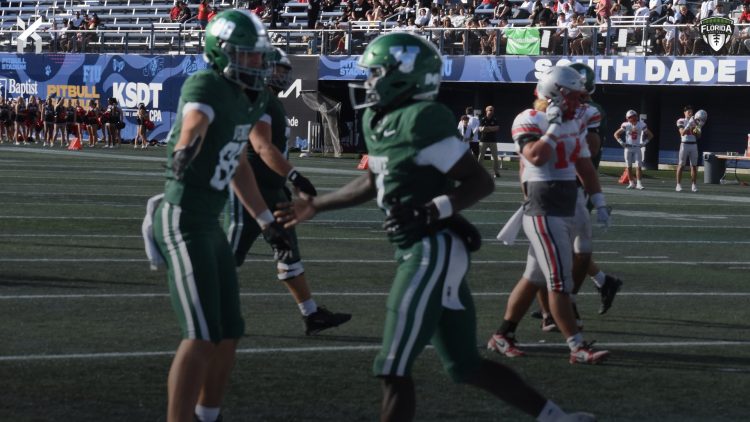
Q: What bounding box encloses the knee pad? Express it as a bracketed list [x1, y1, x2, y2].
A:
[277, 261, 304, 281]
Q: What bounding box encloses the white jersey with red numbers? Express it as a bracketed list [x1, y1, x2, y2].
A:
[676, 117, 697, 143]
[512, 109, 592, 183]
[620, 120, 648, 147]
[576, 103, 601, 131]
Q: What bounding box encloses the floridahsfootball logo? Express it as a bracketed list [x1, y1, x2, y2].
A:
[699, 17, 734, 53]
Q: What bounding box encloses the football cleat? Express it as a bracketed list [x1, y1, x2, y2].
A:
[636, 182, 644, 190]
[691, 183, 698, 192]
[569, 341, 610, 364]
[541, 315, 559, 332]
[530, 309, 544, 319]
[487, 333, 525, 357]
[598, 275, 623, 315]
[626, 182, 634, 189]
[303, 307, 352, 336]
[675, 183, 682, 192]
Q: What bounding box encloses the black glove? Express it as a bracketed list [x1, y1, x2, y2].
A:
[171, 141, 200, 181]
[446, 214, 482, 252]
[262, 221, 294, 261]
[383, 199, 438, 236]
[288, 169, 317, 196]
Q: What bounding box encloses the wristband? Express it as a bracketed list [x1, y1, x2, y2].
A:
[540, 134, 557, 149]
[287, 168, 297, 180]
[255, 209, 274, 227]
[591, 192, 606, 209]
[432, 195, 453, 220]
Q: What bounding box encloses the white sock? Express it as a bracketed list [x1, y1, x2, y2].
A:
[298, 298, 317, 316]
[566, 333, 584, 351]
[591, 271, 606, 288]
[537, 400, 566, 422]
[195, 405, 220, 422]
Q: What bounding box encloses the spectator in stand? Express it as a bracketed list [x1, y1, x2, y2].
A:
[208, 6, 219, 21]
[307, 0, 322, 29]
[698, 0, 715, 19]
[614, 0, 633, 15]
[170, 1, 183, 22]
[730, 4, 750, 54]
[711, 2, 726, 17]
[178, 1, 192, 23]
[352, 0, 372, 20]
[674, 3, 696, 55]
[415, 7, 432, 26]
[71, 11, 84, 29]
[476, 0, 498, 11]
[515, 0, 535, 19]
[197, 0, 212, 29]
[461, 17, 483, 53]
[648, 0, 664, 22]
[595, 0, 613, 23]
[367, 0, 386, 21]
[495, 0, 513, 19]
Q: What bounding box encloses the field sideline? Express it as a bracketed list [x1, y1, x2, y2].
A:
[1, 145, 749, 422]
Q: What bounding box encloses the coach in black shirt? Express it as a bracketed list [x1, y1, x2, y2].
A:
[478, 105, 501, 178]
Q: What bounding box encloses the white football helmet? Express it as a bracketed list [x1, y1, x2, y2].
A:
[626, 110, 637, 119]
[694, 109, 708, 126]
[536, 66, 586, 119]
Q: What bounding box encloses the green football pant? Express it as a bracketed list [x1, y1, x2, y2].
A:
[153, 201, 245, 343]
[373, 231, 481, 382]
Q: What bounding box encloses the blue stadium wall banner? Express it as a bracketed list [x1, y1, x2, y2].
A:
[0, 53, 319, 142]
[319, 56, 750, 86]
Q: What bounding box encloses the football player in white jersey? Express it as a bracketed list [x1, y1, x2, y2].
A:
[488, 66, 611, 364]
[675, 105, 701, 192]
[614, 109, 654, 190]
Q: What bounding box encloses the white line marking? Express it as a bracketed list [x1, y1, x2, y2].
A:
[1, 341, 748, 362]
[0, 258, 748, 265]
[1, 292, 747, 300]
[623, 256, 669, 259]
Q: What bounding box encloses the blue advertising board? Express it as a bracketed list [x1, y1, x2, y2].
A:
[319, 55, 750, 85]
[0, 53, 208, 142]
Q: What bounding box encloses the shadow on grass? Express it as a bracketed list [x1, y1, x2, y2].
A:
[0, 273, 151, 288]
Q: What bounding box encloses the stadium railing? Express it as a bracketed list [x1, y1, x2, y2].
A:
[1, 21, 748, 56]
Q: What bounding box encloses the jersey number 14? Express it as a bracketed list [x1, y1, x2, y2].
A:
[554, 138, 581, 169]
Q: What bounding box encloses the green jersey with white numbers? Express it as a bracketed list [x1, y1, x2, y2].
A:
[163, 70, 270, 216]
[364, 100, 463, 247]
[247, 92, 288, 189]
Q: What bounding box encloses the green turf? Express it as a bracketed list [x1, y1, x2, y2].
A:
[1, 145, 749, 421]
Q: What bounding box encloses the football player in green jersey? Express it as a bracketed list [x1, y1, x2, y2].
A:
[276, 32, 595, 422]
[149, 10, 292, 422]
[224, 48, 351, 335]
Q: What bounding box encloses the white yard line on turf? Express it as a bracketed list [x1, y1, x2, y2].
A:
[0, 291, 748, 300]
[0, 258, 748, 265]
[2, 340, 749, 362]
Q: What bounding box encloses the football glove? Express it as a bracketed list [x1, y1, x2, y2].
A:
[545, 103, 563, 125]
[171, 138, 201, 181]
[288, 169, 317, 197]
[383, 199, 439, 236]
[446, 214, 482, 252]
[262, 221, 294, 261]
[596, 205, 612, 229]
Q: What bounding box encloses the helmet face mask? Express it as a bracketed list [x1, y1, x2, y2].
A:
[204, 10, 273, 91]
[268, 48, 293, 91]
[536, 66, 586, 120]
[348, 33, 442, 110]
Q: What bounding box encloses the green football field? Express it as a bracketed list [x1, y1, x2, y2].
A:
[1, 145, 749, 422]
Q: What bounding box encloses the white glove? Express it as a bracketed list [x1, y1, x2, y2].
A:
[546, 103, 563, 125]
[596, 206, 611, 229]
[591, 192, 611, 229]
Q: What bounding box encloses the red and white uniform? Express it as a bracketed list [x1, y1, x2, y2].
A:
[512, 109, 591, 293]
[620, 120, 648, 166]
[676, 117, 699, 166]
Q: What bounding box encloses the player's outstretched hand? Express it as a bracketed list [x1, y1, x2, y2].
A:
[262, 221, 294, 261]
[274, 198, 316, 229]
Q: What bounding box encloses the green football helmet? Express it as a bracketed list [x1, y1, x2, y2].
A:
[204, 10, 274, 91]
[349, 32, 442, 110]
[268, 47, 293, 91]
[568, 62, 596, 95]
